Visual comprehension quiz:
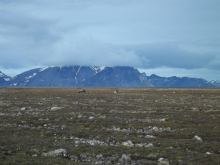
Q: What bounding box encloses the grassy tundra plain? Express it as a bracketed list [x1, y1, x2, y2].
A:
[0, 87, 220, 164]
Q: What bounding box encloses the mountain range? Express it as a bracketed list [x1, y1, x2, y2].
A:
[0, 66, 219, 87]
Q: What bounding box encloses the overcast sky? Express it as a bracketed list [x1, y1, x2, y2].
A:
[0, 0, 220, 81]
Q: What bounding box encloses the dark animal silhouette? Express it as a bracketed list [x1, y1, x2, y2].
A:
[77, 88, 86, 93]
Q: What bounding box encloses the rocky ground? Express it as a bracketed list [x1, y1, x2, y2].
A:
[0, 87, 220, 164]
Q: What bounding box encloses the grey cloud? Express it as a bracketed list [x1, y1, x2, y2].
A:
[0, 0, 220, 80]
[42, 37, 146, 67]
[125, 43, 220, 70]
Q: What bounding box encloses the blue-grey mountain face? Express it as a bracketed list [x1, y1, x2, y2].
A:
[210, 80, 220, 87]
[147, 74, 216, 87]
[9, 66, 96, 87]
[0, 66, 219, 87]
[7, 66, 153, 87]
[81, 67, 152, 87]
[0, 71, 11, 86]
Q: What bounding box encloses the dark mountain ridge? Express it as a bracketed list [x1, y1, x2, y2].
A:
[1, 66, 153, 87]
[147, 74, 216, 87]
[0, 71, 12, 86]
[0, 66, 219, 87]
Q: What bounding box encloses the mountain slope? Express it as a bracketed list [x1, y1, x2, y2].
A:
[81, 66, 153, 87]
[0, 71, 12, 86]
[210, 80, 220, 87]
[10, 66, 95, 86]
[8, 66, 153, 87]
[0, 67, 219, 87]
[147, 74, 215, 87]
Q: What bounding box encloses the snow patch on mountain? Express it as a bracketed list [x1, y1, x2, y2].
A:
[10, 83, 17, 86]
[39, 67, 49, 72]
[0, 73, 4, 77]
[210, 80, 220, 86]
[25, 73, 37, 80]
[100, 66, 106, 71]
[139, 76, 143, 82]
[4, 78, 10, 81]
[90, 66, 96, 72]
[210, 80, 220, 84]
[76, 66, 81, 75]
[90, 66, 106, 75]
[75, 66, 81, 84]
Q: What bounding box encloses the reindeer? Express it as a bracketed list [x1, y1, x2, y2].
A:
[77, 88, 86, 93]
[114, 89, 118, 94]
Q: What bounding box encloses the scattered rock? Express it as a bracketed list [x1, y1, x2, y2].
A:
[21, 107, 26, 111]
[61, 125, 66, 129]
[51, 107, 63, 111]
[192, 135, 203, 142]
[111, 126, 173, 134]
[95, 154, 104, 163]
[32, 154, 38, 157]
[42, 148, 68, 158]
[96, 154, 104, 160]
[145, 143, 154, 147]
[159, 118, 166, 122]
[192, 108, 200, 111]
[106, 156, 118, 164]
[135, 143, 145, 147]
[158, 158, 170, 165]
[80, 153, 87, 161]
[70, 154, 79, 161]
[122, 140, 134, 147]
[71, 153, 121, 164]
[99, 115, 106, 119]
[163, 127, 171, 131]
[206, 152, 212, 155]
[127, 140, 134, 146]
[158, 158, 164, 162]
[152, 126, 159, 132]
[113, 127, 121, 131]
[119, 154, 131, 164]
[145, 135, 157, 139]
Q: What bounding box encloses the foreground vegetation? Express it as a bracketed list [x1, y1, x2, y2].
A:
[0, 87, 220, 164]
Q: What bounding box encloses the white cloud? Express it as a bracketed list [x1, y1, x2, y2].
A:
[0, 0, 220, 80]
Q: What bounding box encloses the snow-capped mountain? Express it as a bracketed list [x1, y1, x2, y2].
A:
[210, 80, 220, 87]
[147, 74, 215, 87]
[80, 66, 153, 87]
[0, 66, 219, 87]
[7, 66, 153, 87]
[0, 71, 12, 86]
